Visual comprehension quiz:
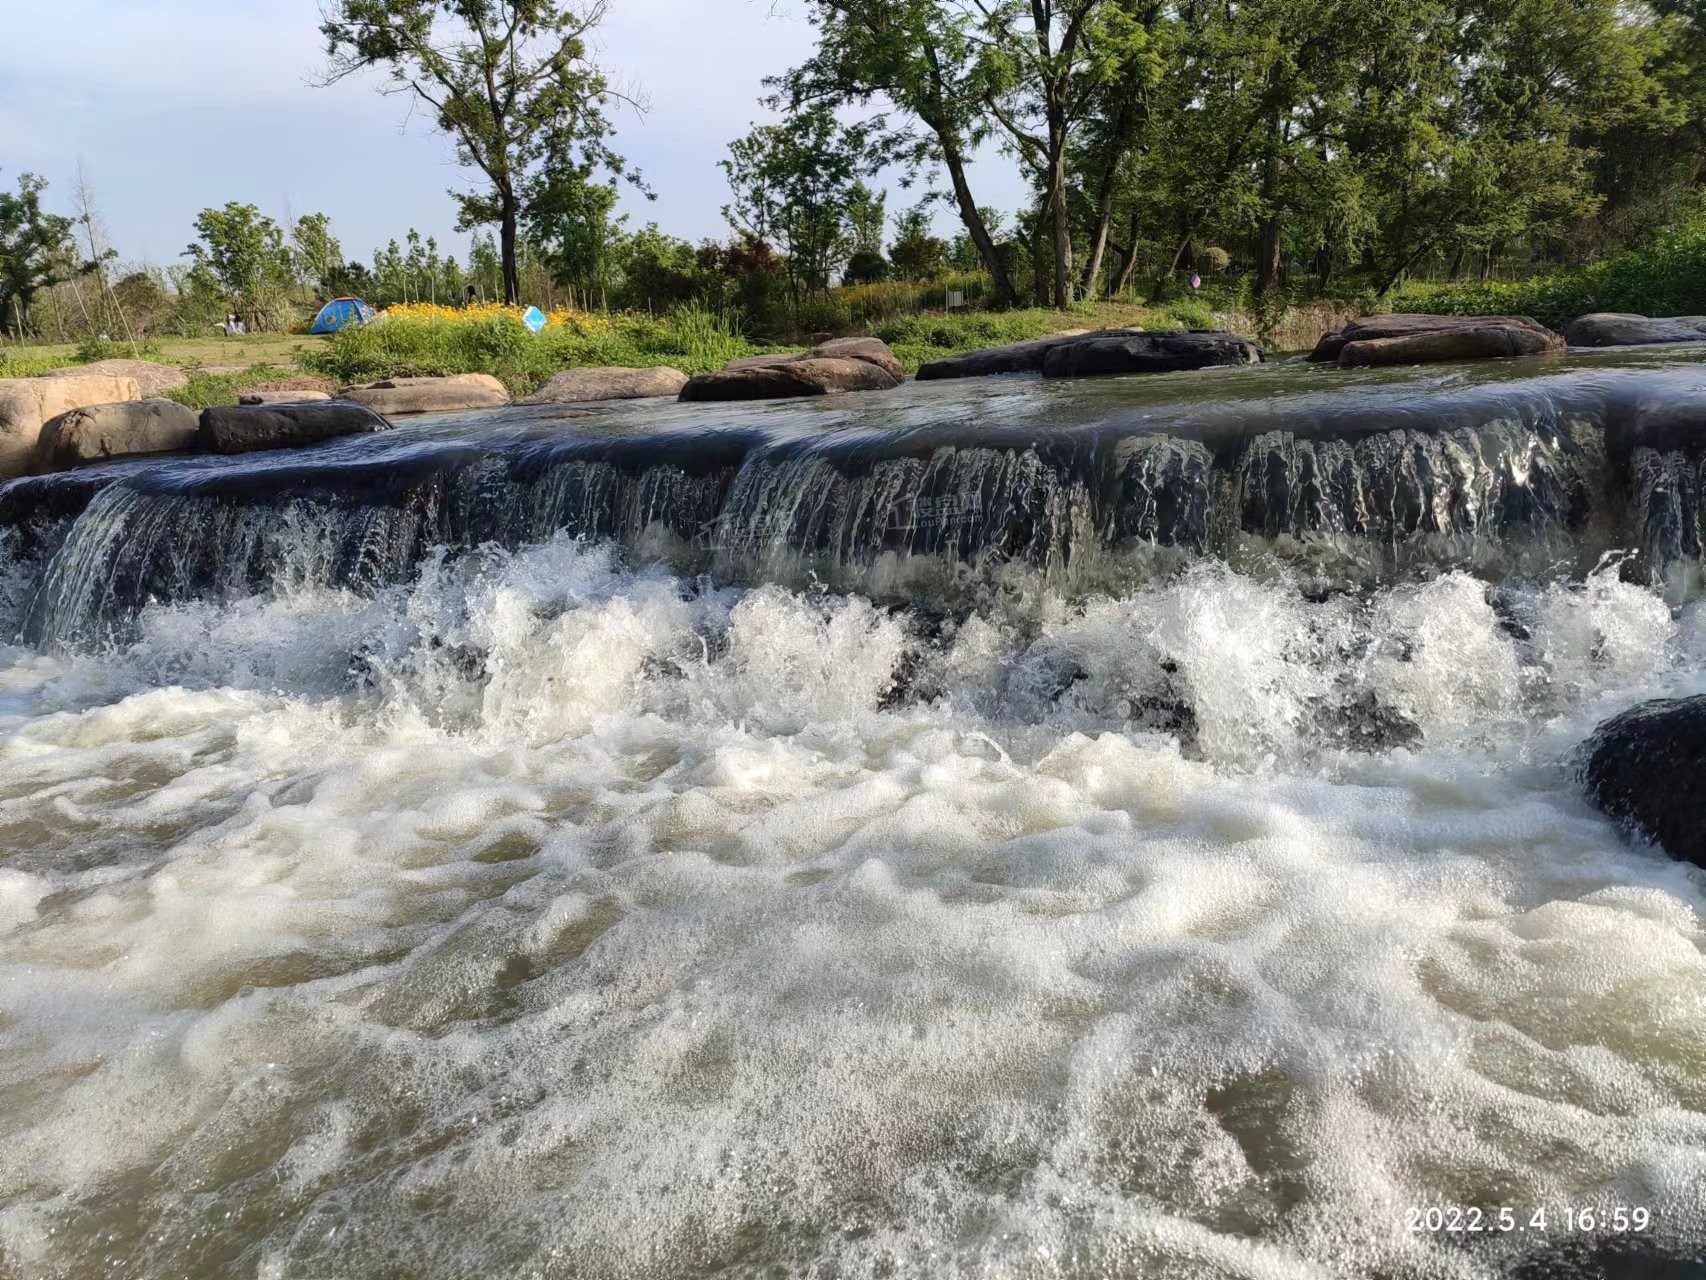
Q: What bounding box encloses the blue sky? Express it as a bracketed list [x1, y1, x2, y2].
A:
[1, 0, 1027, 271]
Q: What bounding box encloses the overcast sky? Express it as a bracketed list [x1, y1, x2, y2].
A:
[1, 0, 1027, 270]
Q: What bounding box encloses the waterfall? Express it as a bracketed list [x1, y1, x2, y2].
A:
[8, 356, 1706, 649]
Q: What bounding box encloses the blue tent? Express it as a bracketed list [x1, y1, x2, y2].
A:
[310, 297, 376, 334]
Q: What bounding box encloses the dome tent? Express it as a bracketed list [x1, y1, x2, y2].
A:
[310, 297, 376, 335]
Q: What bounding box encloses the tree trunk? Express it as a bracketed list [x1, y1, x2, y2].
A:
[1113, 213, 1142, 297]
[942, 143, 1019, 308]
[1448, 246, 1467, 281]
[1080, 182, 1117, 299]
[500, 192, 521, 305]
[1048, 149, 1072, 309]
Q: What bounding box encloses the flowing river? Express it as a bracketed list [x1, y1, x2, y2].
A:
[0, 349, 1702, 1278]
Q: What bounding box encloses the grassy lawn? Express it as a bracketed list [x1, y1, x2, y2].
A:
[1, 333, 329, 373]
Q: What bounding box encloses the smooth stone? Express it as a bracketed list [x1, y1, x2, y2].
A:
[679, 357, 900, 402]
[1338, 323, 1564, 367]
[521, 366, 688, 404]
[0, 375, 141, 480]
[41, 359, 188, 398]
[36, 400, 200, 471]
[1310, 314, 1563, 364]
[239, 391, 334, 405]
[1040, 329, 1262, 378]
[1563, 312, 1706, 347]
[721, 337, 905, 381]
[344, 373, 510, 415]
[1582, 695, 1706, 868]
[915, 329, 1118, 381]
[197, 402, 393, 455]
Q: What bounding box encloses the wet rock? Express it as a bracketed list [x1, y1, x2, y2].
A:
[1041, 329, 1262, 379]
[0, 374, 141, 480]
[914, 328, 1101, 380]
[808, 336, 906, 380]
[36, 400, 200, 471]
[1563, 312, 1706, 347]
[239, 390, 334, 405]
[521, 366, 688, 403]
[716, 336, 905, 382]
[1310, 314, 1564, 366]
[1582, 695, 1706, 868]
[41, 359, 189, 398]
[679, 357, 899, 402]
[197, 401, 393, 455]
[344, 374, 510, 415]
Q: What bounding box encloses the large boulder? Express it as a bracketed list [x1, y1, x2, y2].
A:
[808, 336, 906, 380]
[344, 373, 510, 415]
[1040, 329, 1262, 379]
[916, 329, 1100, 381]
[1582, 695, 1706, 869]
[36, 399, 200, 471]
[1309, 314, 1564, 366]
[521, 366, 688, 404]
[1563, 312, 1706, 347]
[679, 358, 899, 402]
[41, 359, 188, 398]
[715, 336, 906, 383]
[0, 375, 141, 480]
[197, 401, 393, 455]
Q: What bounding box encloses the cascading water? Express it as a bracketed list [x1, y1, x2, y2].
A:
[0, 350, 1703, 1279]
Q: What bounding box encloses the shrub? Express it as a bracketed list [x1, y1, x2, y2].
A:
[1391, 203, 1706, 328]
[304, 303, 770, 392]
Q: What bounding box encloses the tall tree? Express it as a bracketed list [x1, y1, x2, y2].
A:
[320, 0, 641, 304]
[780, 0, 1022, 305]
[0, 172, 78, 339]
[292, 212, 344, 297]
[184, 203, 294, 326]
[723, 106, 872, 297]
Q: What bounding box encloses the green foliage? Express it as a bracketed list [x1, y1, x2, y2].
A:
[185, 202, 295, 328]
[164, 365, 299, 411]
[73, 334, 164, 363]
[1391, 203, 1706, 327]
[320, 0, 636, 303]
[0, 172, 79, 338]
[304, 305, 770, 392]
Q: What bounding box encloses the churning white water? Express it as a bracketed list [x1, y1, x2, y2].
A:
[0, 535, 1702, 1278]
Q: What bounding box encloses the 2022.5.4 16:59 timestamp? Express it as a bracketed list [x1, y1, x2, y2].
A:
[1407, 1206, 1652, 1234]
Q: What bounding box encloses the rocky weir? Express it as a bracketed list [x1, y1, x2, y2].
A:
[4, 346, 1706, 649]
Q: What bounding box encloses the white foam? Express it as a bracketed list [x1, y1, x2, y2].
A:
[0, 538, 1702, 1277]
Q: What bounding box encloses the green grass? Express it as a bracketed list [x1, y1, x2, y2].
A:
[162, 366, 301, 411]
[304, 305, 776, 393]
[0, 333, 325, 375]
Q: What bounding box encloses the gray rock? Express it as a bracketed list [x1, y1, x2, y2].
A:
[344, 373, 510, 415]
[719, 337, 905, 381]
[1310, 314, 1563, 365]
[36, 399, 200, 471]
[1562, 312, 1706, 347]
[1582, 695, 1706, 869]
[0, 374, 141, 480]
[198, 401, 393, 455]
[1040, 330, 1262, 379]
[915, 329, 1119, 381]
[808, 336, 906, 380]
[239, 390, 334, 405]
[679, 357, 900, 402]
[42, 359, 189, 398]
[1339, 323, 1563, 367]
[521, 366, 688, 404]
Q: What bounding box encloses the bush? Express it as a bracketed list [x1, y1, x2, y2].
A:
[304, 303, 771, 392]
[1391, 203, 1706, 328]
